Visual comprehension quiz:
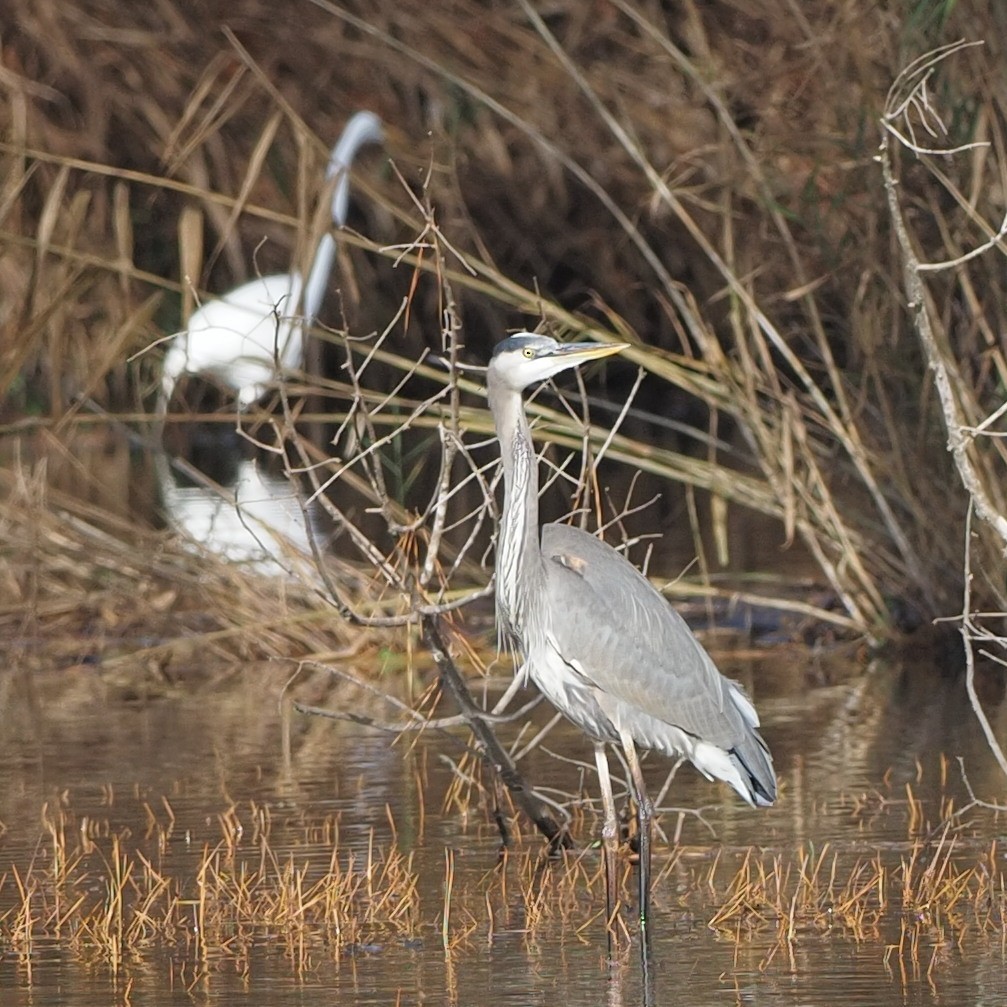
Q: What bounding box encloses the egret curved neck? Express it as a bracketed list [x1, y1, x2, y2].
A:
[488, 378, 544, 639]
[302, 232, 337, 325]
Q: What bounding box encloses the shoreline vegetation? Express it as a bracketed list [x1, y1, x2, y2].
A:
[4, 4, 1006, 733]
[3, 3, 1006, 649]
[1, 769, 1004, 982]
[3, 0, 1002, 817]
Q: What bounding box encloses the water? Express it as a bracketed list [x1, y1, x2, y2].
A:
[1, 654, 1005, 1006]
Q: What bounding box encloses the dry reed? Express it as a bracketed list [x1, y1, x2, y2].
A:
[5, 0, 1007, 650]
[2, 784, 1003, 986]
[5, 18, 1007, 985]
[0, 446, 393, 681]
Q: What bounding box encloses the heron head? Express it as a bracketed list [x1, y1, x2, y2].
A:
[488, 333, 626, 392]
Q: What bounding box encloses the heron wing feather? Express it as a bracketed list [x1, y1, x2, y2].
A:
[539, 523, 754, 751]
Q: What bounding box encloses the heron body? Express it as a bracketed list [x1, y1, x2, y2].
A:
[536, 523, 774, 803]
[488, 332, 776, 806]
[487, 332, 776, 961]
[160, 110, 384, 411]
[162, 272, 306, 409]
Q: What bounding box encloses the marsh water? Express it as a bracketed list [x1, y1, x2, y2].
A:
[3, 654, 1006, 1006]
[3, 432, 1007, 1006]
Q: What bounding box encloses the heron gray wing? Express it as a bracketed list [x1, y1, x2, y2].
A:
[539, 522, 754, 750]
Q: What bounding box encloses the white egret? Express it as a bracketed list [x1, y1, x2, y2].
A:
[159, 110, 384, 412]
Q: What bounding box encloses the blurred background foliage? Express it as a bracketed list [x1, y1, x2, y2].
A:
[2, 0, 1006, 647]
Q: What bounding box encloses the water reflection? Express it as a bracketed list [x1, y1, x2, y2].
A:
[155, 428, 321, 578]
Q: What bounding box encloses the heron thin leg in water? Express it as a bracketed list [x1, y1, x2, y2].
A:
[617, 728, 654, 965]
[593, 742, 620, 938]
[594, 735, 654, 986]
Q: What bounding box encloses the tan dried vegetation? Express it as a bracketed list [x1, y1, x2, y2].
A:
[3, 0, 1007, 991]
[2, 0, 1007, 659]
[1, 771, 1004, 984]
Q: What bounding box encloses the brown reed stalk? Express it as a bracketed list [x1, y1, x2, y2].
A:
[9, 0, 1007, 648]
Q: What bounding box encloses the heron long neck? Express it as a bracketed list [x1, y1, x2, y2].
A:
[302, 234, 337, 327]
[488, 377, 545, 642]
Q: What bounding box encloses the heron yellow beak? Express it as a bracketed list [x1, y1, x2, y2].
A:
[554, 341, 628, 362]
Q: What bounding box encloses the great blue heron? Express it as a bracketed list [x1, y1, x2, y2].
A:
[159, 110, 384, 412]
[487, 332, 776, 954]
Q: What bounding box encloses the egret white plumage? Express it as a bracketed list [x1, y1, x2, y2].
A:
[160, 110, 384, 412]
[487, 333, 776, 954]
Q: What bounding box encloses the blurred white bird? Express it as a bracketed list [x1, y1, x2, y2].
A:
[156, 453, 321, 577]
[160, 110, 384, 412]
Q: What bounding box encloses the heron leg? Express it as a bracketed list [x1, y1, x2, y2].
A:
[593, 741, 620, 951]
[618, 729, 654, 989]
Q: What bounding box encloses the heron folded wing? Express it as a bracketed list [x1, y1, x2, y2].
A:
[540, 522, 754, 751]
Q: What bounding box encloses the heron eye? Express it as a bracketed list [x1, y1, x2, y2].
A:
[522, 347, 535, 359]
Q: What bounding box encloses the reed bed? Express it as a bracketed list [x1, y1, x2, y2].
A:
[3, 0, 1007, 656]
[4, 11, 1007, 969]
[0, 446, 393, 680]
[1, 785, 1003, 985]
[6, 12, 1007, 1003]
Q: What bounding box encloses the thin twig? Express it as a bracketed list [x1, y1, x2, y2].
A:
[422, 615, 573, 850]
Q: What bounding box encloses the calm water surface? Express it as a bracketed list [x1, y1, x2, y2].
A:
[1, 652, 1005, 1006]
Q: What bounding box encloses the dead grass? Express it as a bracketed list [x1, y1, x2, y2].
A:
[1, 783, 1003, 984]
[3, 799, 424, 978]
[4, 0, 1007, 645]
[0, 445, 392, 681]
[5, 10, 1007, 996]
